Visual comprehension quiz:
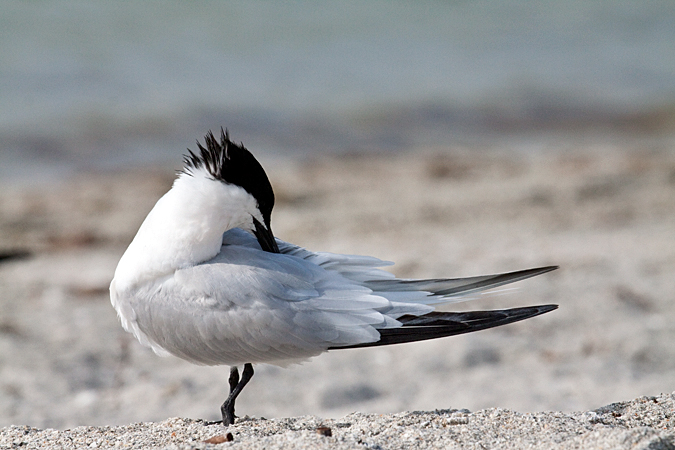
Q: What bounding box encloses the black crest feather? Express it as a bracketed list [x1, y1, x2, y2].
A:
[182, 128, 276, 229]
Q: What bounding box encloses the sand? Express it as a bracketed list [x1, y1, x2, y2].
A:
[1, 394, 673, 449]
[1, 136, 674, 447]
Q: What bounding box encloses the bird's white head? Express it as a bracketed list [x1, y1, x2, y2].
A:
[113, 129, 278, 291]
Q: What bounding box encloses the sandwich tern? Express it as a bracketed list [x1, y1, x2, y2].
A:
[110, 129, 558, 425]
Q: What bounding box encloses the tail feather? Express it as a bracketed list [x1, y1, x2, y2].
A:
[363, 266, 558, 298]
[330, 304, 558, 350]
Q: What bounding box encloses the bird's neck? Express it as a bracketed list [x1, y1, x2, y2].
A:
[112, 173, 257, 292]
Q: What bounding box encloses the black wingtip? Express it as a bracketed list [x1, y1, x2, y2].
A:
[428, 265, 559, 297]
[502, 265, 558, 279]
[535, 265, 559, 274]
[331, 303, 559, 350]
[534, 304, 558, 314]
[0, 249, 32, 263]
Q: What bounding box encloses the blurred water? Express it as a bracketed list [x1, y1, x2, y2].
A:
[1, 0, 674, 182]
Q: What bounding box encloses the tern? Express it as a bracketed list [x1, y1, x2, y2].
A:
[110, 129, 558, 425]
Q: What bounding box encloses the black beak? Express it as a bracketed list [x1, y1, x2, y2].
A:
[252, 218, 280, 253]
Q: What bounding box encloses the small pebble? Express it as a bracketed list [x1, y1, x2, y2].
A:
[316, 426, 332, 437]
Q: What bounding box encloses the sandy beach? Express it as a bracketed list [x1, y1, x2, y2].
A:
[1, 137, 674, 447]
[1, 393, 673, 449]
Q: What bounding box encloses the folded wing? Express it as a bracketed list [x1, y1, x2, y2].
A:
[125, 229, 557, 366]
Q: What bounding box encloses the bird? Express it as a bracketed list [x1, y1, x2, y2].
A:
[110, 128, 558, 426]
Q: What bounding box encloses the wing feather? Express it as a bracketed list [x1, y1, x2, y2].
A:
[118, 228, 556, 366]
[332, 305, 558, 349]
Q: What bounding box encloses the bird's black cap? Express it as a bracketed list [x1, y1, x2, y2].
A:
[182, 128, 276, 232]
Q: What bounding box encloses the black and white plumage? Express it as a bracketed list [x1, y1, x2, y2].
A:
[110, 129, 558, 425]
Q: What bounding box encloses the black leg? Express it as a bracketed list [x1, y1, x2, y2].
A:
[228, 366, 239, 394]
[221, 363, 254, 426]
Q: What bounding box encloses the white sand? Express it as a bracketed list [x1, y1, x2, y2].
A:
[0, 138, 674, 447]
[1, 394, 673, 449]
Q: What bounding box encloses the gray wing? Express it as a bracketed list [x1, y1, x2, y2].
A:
[271, 232, 559, 351]
[127, 232, 428, 366]
[275, 232, 557, 304]
[128, 229, 556, 366]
